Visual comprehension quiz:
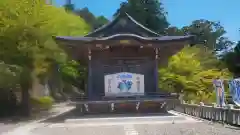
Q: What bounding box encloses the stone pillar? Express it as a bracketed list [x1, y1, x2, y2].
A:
[87, 48, 92, 99]
[179, 93, 184, 104]
[155, 48, 159, 92]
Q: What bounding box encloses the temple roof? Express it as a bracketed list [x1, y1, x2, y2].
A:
[84, 12, 160, 37]
[55, 12, 196, 44]
[56, 34, 194, 43]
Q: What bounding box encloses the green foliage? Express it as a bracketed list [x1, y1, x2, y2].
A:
[165, 20, 233, 51]
[75, 7, 109, 30]
[43, 5, 90, 36]
[0, 0, 90, 88]
[164, 27, 184, 36]
[159, 46, 232, 103]
[0, 62, 22, 88]
[94, 16, 109, 29]
[222, 41, 240, 76]
[0, 0, 90, 115]
[114, 0, 169, 34]
[159, 18, 233, 101]
[31, 96, 54, 110]
[59, 60, 80, 78]
[182, 20, 226, 49]
[58, 60, 87, 89]
[64, 4, 75, 12]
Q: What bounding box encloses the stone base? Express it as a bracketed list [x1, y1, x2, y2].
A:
[75, 100, 175, 115]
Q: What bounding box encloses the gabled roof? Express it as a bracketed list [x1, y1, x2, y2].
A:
[55, 12, 196, 45]
[85, 12, 160, 37]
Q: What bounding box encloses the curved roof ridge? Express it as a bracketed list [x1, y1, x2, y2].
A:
[96, 33, 193, 41]
[84, 13, 121, 37]
[55, 34, 194, 42]
[124, 13, 160, 36]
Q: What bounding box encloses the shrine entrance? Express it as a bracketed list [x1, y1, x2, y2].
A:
[55, 12, 196, 114]
[89, 46, 156, 99]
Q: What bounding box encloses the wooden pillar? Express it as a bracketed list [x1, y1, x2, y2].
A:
[87, 48, 92, 99]
[155, 48, 159, 92]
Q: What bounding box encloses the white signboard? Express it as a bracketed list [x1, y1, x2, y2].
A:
[104, 72, 144, 97]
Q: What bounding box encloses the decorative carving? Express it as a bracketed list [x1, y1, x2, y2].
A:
[160, 102, 166, 109]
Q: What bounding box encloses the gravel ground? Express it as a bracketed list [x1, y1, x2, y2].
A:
[0, 124, 19, 135]
[30, 122, 240, 135]
[3, 108, 240, 135]
[135, 123, 240, 135]
[1, 102, 73, 135]
[29, 114, 240, 135]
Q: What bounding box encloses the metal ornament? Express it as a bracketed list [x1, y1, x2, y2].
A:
[136, 102, 140, 111]
[160, 102, 166, 109]
[84, 103, 89, 112]
[111, 103, 115, 111]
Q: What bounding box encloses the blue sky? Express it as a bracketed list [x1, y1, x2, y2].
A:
[55, 0, 239, 42]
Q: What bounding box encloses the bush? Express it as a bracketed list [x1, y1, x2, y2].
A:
[31, 96, 54, 110]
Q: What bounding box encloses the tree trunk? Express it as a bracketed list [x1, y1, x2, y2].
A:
[20, 85, 30, 116]
[48, 63, 62, 100]
[20, 68, 32, 116]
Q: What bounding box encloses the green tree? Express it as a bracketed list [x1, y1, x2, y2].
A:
[0, 0, 89, 115]
[164, 26, 184, 36]
[182, 20, 227, 50]
[165, 19, 233, 51]
[0, 62, 21, 89]
[222, 41, 240, 76]
[215, 37, 234, 51]
[159, 46, 231, 103]
[114, 0, 169, 34]
[94, 16, 109, 29]
[75, 7, 109, 30]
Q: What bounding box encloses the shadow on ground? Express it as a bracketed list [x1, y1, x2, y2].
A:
[0, 102, 71, 124]
[41, 108, 175, 123]
[0, 110, 56, 124]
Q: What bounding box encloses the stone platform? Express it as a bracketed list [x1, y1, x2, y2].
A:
[72, 94, 180, 115]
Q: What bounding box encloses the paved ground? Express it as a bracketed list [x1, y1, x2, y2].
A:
[0, 102, 73, 135]
[0, 124, 19, 135]
[3, 110, 240, 135]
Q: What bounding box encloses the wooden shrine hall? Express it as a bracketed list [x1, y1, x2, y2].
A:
[55, 12, 196, 114]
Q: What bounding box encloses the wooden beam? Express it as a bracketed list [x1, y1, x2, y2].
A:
[155, 48, 159, 92]
[87, 47, 92, 99]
